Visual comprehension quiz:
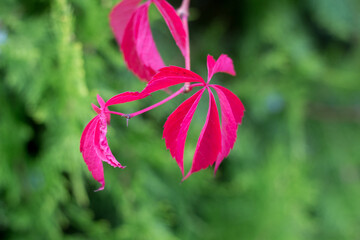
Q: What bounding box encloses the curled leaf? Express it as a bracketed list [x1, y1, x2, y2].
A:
[80, 115, 124, 191]
[121, 2, 165, 81]
[110, 0, 189, 81]
[110, 0, 142, 46]
[80, 97, 125, 191]
[80, 116, 106, 191]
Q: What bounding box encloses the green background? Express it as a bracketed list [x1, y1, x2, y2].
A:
[1, 0, 359, 239]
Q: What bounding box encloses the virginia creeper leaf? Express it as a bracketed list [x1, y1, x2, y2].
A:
[121, 2, 165, 81]
[97, 94, 106, 108]
[93, 116, 123, 168]
[183, 90, 222, 180]
[153, 0, 188, 58]
[142, 66, 205, 94]
[207, 54, 236, 82]
[211, 85, 244, 173]
[92, 104, 101, 114]
[81, 116, 106, 191]
[106, 91, 149, 107]
[80, 117, 97, 152]
[211, 85, 245, 124]
[110, 0, 142, 46]
[163, 89, 205, 175]
[110, 0, 188, 81]
[80, 97, 124, 191]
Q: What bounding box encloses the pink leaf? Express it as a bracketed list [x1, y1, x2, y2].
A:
[80, 117, 97, 152]
[93, 115, 124, 168]
[163, 89, 205, 175]
[184, 89, 222, 180]
[97, 94, 106, 109]
[96, 95, 110, 124]
[142, 66, 205, 94]
[121, 2, 165, 81]
[110, 0, 142, 46]
[153, 0, 187, 58]
[81, 116, 106, 191]
[207, 54, 236, 82]
[106, 91, 149, 107]
[80, 111, 124, 191]
[212, 85, 244, 173]
[211, 85, 245, 124]
[92, 104, 101, 114]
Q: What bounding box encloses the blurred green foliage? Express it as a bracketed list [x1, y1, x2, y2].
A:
[0, 0, 359, 239]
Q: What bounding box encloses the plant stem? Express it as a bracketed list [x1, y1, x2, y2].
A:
[106, 111, 126, 117]
[128, 87, 185, 118]
[178, 0, 191, 91]
[105, 83, 204, 119]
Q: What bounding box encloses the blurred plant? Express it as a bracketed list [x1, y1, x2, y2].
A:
[80, 0, 245, 190]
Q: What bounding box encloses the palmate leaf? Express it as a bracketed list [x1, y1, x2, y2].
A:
[109, 0, 188, 81]
[158, 55, 245, 179]
[80, 93, 148, 191]
[80, 113, 124, 192]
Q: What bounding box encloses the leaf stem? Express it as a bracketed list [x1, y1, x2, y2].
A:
[105, 83, 204, 119]
[178, 0, 191, 91]
[106, 111, 126, 117]
[128, 87, 185, 118]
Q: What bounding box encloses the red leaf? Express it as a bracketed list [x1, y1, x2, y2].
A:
[93, 116, 124, 168]
[96, 95, 110, 124]
[184, 89, 222, 180]
[153, 0, 187, 58]
[211, 85, 244, 173]
[92, 104, 101, 114]
[80, 117, 97, 152]
[121, 2, 165, 81]
[81, 116, 106, 191]
[142, 66, 205, 94]
[80, 102, 125, 191]
[97, 94, 106, 109]
[163, 89, 205, 175]
[106, 91, 149, 107]
[212, 85, 245, 124]
[207, 54, 236, 82]
[110, 0, 189, 81]
[109, 0, 141, 46]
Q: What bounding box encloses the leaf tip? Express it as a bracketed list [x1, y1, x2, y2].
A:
[97, 94, 106, 109]
[94, 183, 105, 192]
[92, 104, 101, 114]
